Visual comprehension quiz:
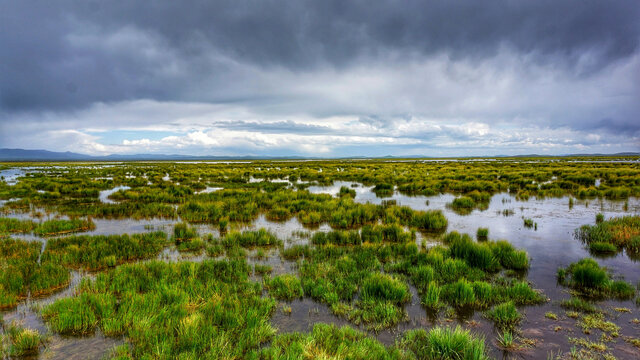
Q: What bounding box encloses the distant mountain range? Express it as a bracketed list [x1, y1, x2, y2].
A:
[0, 148, 638, 161]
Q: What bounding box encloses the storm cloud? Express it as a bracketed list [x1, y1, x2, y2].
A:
[1, 0, 639, 156]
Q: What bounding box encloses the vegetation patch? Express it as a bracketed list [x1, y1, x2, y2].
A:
[264, 274, 304, 300]
[557, 258, 636, 299]
[41, 259, 277, 358]
[575, 215, 640, 254]
[0, 238, 70, 308]
[41, 231, 168, 271]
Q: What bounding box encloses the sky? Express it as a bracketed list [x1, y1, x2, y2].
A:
[1, 0, 639, 157]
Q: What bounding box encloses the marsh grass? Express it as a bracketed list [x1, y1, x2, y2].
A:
[0, 217, 95, 237]
[5, 323, 43, 357]
[222, 229, 281, 247]
[338, 186, 356, 198]
[557, 258, 636, 299]
[0, 217, 36, 236]
[476, 227, 489, 241]
[264, 274, 303, 300]
[1, 238, 70, 308]
[33, 218, 95, 236]
[400, 325, 489, 360]
[41, 231, 168, 270]
[575, 215, 640, 254]
[361, 273, 410, 304]
[42, 259, 278, 358]
[560, 297, 599, 313]
[485, 301, 521, 329]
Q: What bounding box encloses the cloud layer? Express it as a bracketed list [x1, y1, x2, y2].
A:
[1, 0, 639, 156]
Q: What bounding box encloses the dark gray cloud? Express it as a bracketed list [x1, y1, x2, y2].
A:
[1, 0, 639, 112]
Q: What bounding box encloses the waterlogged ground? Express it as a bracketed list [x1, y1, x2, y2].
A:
[1, 162, 640, 359]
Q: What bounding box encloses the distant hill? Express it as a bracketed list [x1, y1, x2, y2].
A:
[0, 148, 638, 161]
[0, 148, 90, 161]
[0, 148, 309, 161]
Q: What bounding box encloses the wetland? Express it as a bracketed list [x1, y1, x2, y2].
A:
[0, 157, 639, 359]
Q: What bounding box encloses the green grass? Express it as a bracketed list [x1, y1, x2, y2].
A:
[222, 229, 281, 247]
[421, 282, 442, 310]
[264, 274, 303, 300]
[410, 210, 448, 232]
[441, 279, 476, 308]
[172, 222, 198, 243]
[0, 238, 70, 307]
[557, 258, 636, 299]
[476, 227, 489, 241]
[560, 297, 599, 313]
[5, 323, 42, 357]
[33, 218, 96, 236]
[41, 231, 168, 270]
[523, 218, 535, 228]
[575, 215, 640, 253]
[281, 244, 311, 260]
[338, 186, 356, 198]
[400, 325, 490, 360]
[41, 259, 277, 358]
[0, 217, 36, 235]
[588, 241, 618, 254]
[485, 301, 521, 329]
[444, 232, 529, 271]
[361, 273, 410, 304]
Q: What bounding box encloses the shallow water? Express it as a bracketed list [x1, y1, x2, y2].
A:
[98, 186, 131, 204]
[2, 181, 640, 359]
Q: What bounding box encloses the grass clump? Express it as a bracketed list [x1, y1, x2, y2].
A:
[264, 274, 303, 300]
[444, 232, 529, 271]
[266, 206, 292, 221]
[476, 227, 489, 241]
[361, 273, 410, 304]
[557, 258, 636, 299]
[575, 215, 640, 254]
[588, 241, 617, 254]
[560, 297, 599, 313]
[523, 218, 535, 228]
[372, 183, 393, 197]
[484, 301, 521, 329]
[410, 210, 448, 232]
[421, 283, 442, 310]
[338, 186, 356, 198]
[400, 325, 489, 360]
[222, 229, 281, 247]
[261, 323, 397, 359]
[0, 238, 70, 308]
[41, 259, 277, 358]
[33, 218, 95, 236]
[0, 217, 36, 236]
[5, 323, 43, 357]
[281, 245, 311, 260]
[313, 225, 416, 246]
[41, 293, 103, 335]
[41, 231, 168, 271]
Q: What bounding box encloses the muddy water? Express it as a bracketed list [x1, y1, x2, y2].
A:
[2, 182, 640, 359]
